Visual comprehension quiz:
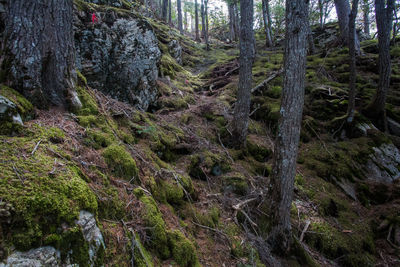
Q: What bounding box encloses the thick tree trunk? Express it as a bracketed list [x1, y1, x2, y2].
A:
[231, 0, 255, 147]
[162, 0, 168, 21]
[0, 0, 80, 109]
[363, 0, 370, 36]
[347, 0, 359, 123]
[177, 0, 183, 33]
[262, 0, 273, 47]
[267, 0, 308, 254]
[195, 0, 200, 41]
[366, 0, 395, 129]
[334, 0, 360, 51]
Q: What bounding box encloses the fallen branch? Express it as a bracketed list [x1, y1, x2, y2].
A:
[31, 139, 42, 155]
[251, 69, 283, 94]
[299, 220, 311, 242]
[233, 198, 257, 210]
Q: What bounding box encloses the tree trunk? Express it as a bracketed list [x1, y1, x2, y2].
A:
[318, 0, 324, 28]
[168, 0, 172, 24]
[205, 0, 210, 50]
[234, 2, 240, 41]
[162, 0, 168, 21]
[201, 0, 205, 38]
[195, 0, 200, 41]
[184, 3, 188, 31]
[347, 0, 359, 123]
[267, 0, 308, 254]
[363, 0, 370, 36]
[262, 0, 273, 47]
[0, 0, 80, 109]
[306, 2, 316, 54]
[334, 0, 360, 51]
[177, 0, 183, 33]
[231, 0, 255, 147]
[366, 0, 395, 129]
[229, 3, 236, 42]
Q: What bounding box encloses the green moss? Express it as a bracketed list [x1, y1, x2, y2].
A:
[391, 46, 400, 57]
[97, 185, 126, 220]
[102, 144, 138, 180]
[0, 84, 33, 116]
[188, 151, 231, 179]
[0, 129, 97, 251]
[223, 172, 249, 196]
[76, 69, 87, 86]
[84, 129, 114, 149]
[246, 137, 271, 162]
[134, 188, 170, 259]
[133, 233, 154, 267]
[167, 230, 200, 267]
[75, 86, 99, 115]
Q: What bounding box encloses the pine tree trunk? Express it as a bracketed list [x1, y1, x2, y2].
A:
[162, 0, 168, 21]
[306, 3, 316, 54]
[234, 3, 240, 41]
[201, 0, 205, 38]
[334, 0, 360, 51]
[184, 4, 188, 31]
[229, 3, 236, 42]
[0, 0, 80, 109]
[168, 0, 172, 24]
[267, 0, 308, 254]
[195, 0, 200, 41]
[177, 0, 183, 33]
[262, 0, 273, 47]
[231, 0, 254, 147]
[318, 0, 324, 28]
[205, 0, 209, 50]
[366, 0, 395, 129]
[363, 0, 370, 36]
[347, 0, 359, 123]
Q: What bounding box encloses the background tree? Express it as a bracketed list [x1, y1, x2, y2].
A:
[365, 0, 395, 129]
[317, 0, 334, 28]
[163, 0, 168, 21]
[262, 0, 274, 46]
[178, 0, 183, 32]
[346, 0, 359, 124]
[363, 0, 370, 36]
[231, 0, 255, 147]
[201, 0, 206, 38]
[334, 0, 360, 51]
[0, 0, 80, 109]
[205, 0, 210, 49]
[267, 0, 309, 253]
[169, 0, 173, 24]
[195, 0, 200, 40]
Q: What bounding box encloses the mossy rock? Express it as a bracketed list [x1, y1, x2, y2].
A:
[84, 129, 115, 149]
[133, 233, 154, 267]
[102, 144, 139, 180]
[0, 85, 34, 118]
[188, 151, 231, 180]
[223, 172, 249, 196]
[75, 86, 99, 116]
[246, 136, 271, 162]
[167, 230, 200, 267]
[150, 173, 194, 205]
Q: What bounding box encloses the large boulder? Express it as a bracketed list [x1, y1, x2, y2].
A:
[74, 9, 161, 110]
[0, 95, 23, 126]
[365, 143, 400, 183]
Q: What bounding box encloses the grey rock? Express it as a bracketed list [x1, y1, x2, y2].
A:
[365, 143, 400, 183]
[76, 210, 105, 265]
[0, 246, 61, 267]
[168, 39, 182, 65]
[0, 95, 23, 125]
[356, 122, 377, 136]
[388, 117, 400, 137]
[75, 10, 161, 110]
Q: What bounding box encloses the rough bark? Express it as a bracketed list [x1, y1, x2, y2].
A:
[184, 3, 188, 31]
[262, 0, 273, 47]
[204, 0, 210, 49]
[162, 0, 168, 21]
[363, 0, 370, 36]
[229, 3, 236, 42]
[195, 0, 200, 41]
[334, 0, 360, 51]
[306, 3, 316, 54]
[267, 0, 308, 254]
[177, 0, 183, 33]
[0, 0, 80, 109]
[234, 2, 240, 41]
[347, 0, 359, 123]
[201, 0, 205, 38]
[366, 0, 395, 129]
[231, 0, 255, 147]
[168, 0, 172, 24]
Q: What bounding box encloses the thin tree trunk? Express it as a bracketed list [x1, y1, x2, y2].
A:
[306, 3, 316, 54]
[234, 2, 240, 41]
[201, 0, 205, 38]
[231, 0, 255, 147]
[195, 0, 200, 41]
[168, 0, 172, 24]
[262, 0, 273, 47]
[266, 0, 273, 43]
[205, 0, 210, 49]
[229, 3, 236, 42]
[184, 3, 188, 31]
[363, 0, 370, 36]
[0, 0, 80, 109]
[177, 0, 183, 33]
[162, 0, 168, 21]
[318, 0, 324, 28]
[366, 0, 395, 129]
[347, 0, 359, 123]
[267, 0, 308, 254]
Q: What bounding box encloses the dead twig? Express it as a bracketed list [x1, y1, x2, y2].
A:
[299, 220, 311, 242]
[251, 69, 283, 94]
[31, 139, 42, 156]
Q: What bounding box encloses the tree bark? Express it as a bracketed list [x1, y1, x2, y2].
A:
[334, 0, 360, 51]
[229, 3, 236, 42]
[162, 0, 168, 21]
[195, 0, 200, 41]
[347, 0, 359, 123]
[168, 0, 172, 24]
[363, 0, 370, 36]
[234, 2, 240, 41]
[204, 0, 210, 49]
[306, 2, 316, 54]
[0, 0, 80, 109]
[267, 0, 308, 254]
[184, 2, 188, 31]
[231, 0, 255, 147]
[201, 0, 205, 38]
[262, 0, 273, 47]
[177, 0, 183, 33]
[366, 0, 395, 129]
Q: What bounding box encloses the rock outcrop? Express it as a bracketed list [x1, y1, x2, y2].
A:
[74, 8, 161, 110]
[0, 95, 23, 126]
[365, 143, 400, 183]
[168, 40, 182, 65]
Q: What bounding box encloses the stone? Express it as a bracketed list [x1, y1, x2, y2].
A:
[356, 122, 377, 136]
[168, 39, 182, 65]
[0, 246, 61, 267]
[75, 10, 161, 110]
[365, 143, 400, 183]
[388, 117, 400, 137]
[76, 210, 105, 264]
[0, 95, 23, 125]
